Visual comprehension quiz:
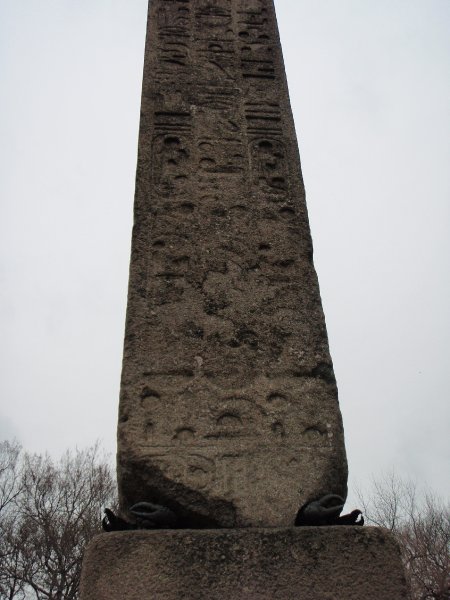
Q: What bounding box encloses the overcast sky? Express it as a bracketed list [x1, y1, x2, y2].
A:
[1, 0, 449, 506]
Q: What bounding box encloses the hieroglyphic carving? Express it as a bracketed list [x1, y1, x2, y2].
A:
[245, 101, 282, 137]
[237, 5, 286, 198]
[149, 453, 216, 491]
[195, 85, 237, 111]
[118, 0, 348, 528]
[156, 0, 192, 81]
[151, 134, 189, 194]
[195, 1, 232, 34]
[191, 0, 248, 194]
[194, 1, 234, 81]
[157, 0, 190, 35]
[250, 138, 288, 194]
[237, 4, 275, 81]
[150, 2, 194, 196]
[196, 38, 235, 82]
[198, 137, 245, 176]
[130, 373, 337, 507]
[193, 1, 245, 188]
[151, 92, 192, 195]
[134, 375, 335, 450]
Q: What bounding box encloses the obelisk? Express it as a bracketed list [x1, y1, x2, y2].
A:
[80, 2, 408, 598]
[117, 0, 347, 528]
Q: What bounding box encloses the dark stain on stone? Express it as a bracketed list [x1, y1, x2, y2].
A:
[180, 202, 195, 212]
[271, 421, 285, 437]
[212, 207, 227, 217]
[172, 255, 190, 266]
[274, 258, 295, 269]
[236, 328, 258, 348]
[119, 412, 129, 424]
[184, 321, 204, 339]
[312, 363, 336, 385]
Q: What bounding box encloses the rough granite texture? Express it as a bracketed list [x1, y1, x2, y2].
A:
[117, 0, 348, 527]
[80, 527, 408, 600]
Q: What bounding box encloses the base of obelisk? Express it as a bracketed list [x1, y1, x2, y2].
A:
[80, 527, 408, 599]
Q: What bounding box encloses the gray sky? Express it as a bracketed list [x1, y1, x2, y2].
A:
[1, 0, 449, 505]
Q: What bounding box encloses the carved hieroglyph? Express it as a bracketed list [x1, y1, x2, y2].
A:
[117, 0, 348, 527]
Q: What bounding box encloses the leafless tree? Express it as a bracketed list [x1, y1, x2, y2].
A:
[358, 472, 450, 600]
[0, 443, 116, 600]
[0, 441, 23, 515]
[0, 441, 25, 600]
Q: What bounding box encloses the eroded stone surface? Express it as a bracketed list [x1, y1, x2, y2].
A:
[80, 528, 408, 600]
[117, 0, 347, 527]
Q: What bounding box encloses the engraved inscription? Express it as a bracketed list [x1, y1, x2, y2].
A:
[156, 1, 191, 80]
[141, 388, 161, 410]
[197, 39, 235, 82]
[208, 396, 265, 439]
[160, 40, 189, 68]
[245, 101, 282, 137]
[237, 6, 275, 80]
[250, 138, 288, 194]
[266, 392, 289, 410]
[198, 137, 245, 175]
[118, 0, 348, 528]
[154, 453, 216, 491]
[158, 2, 190, 36]
[174, 427, 196, 443]
[196, 86, 238, 111]
[152, 134, 189, 193]
[195, 2, 232, 33]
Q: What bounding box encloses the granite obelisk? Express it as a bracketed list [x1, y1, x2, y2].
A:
[80, 2, 409, 598]
[117, 0, 347, 528]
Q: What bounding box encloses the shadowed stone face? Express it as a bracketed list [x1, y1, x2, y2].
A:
[117, 0, 347, 527]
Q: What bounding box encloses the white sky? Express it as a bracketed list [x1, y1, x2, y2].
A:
[1, 0, 449, 507]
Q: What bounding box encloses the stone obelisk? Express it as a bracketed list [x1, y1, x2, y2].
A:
[117, 0, 347, 528]
[80, 1, 408, 597]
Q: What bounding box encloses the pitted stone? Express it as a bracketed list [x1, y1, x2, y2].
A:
[117, 0, 348, 527]
[80, 528, 408, 600]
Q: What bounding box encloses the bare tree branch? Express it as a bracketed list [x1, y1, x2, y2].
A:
[0, 443, 117, 600]
[358, 472, 449, 600]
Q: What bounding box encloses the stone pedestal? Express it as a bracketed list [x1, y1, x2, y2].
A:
[80, 527, 408, 600]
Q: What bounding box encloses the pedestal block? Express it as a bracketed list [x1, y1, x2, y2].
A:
[80, 527, 408, 600]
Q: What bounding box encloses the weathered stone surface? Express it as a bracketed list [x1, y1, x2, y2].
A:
[117, 0, 347, 527]
[80, 528, 408, 600]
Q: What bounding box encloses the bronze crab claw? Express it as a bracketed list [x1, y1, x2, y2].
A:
[102, 502, 177, 532]
[129, 502, 177, 529]
[295, 494, 364, 527]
